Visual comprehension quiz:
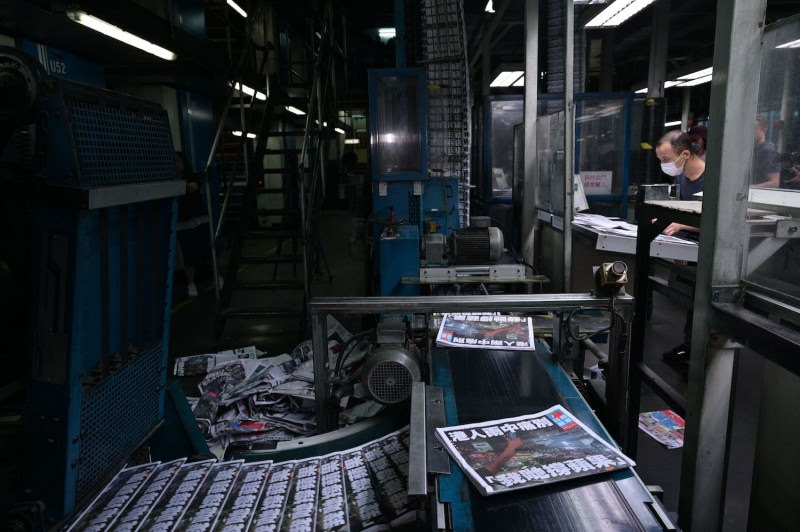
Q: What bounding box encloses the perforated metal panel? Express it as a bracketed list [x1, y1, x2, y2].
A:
[408, 193, 420, 225]
[75, 343, 164, 506]
[66, 96, 176, 187]
[367, 361, 414, 404]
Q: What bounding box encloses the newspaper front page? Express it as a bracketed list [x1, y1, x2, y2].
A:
[435, 405, 634, 496]
[436, 313, 535, 350]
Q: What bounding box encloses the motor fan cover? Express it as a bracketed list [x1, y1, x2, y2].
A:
[362, 346, 420, 404]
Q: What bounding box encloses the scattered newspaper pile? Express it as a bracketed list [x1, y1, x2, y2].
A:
[64, 427, 418, 532]
[436, 313, 535, 350]
[435, 405, 634, 496]
[573, 212, 695, 245]
[638, 410, 685, 449]
[178, 317, 381, 458]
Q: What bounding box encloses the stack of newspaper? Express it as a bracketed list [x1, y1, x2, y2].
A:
[64, 427, 419, 532]
[175, 317, 382, 458]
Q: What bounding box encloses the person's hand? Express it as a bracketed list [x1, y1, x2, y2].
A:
[186, 182, 199, 193]
[662, 223, 684, 236]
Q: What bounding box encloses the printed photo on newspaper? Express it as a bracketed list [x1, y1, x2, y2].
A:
[436, 313, 535, 350]
[435, 404, 634, 496]
[638, 410, 685, 449]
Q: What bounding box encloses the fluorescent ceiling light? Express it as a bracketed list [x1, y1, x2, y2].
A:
[585, 0, 657, 28]
[66, 10, 177, 61]
[676, 74, 712, 87]
[344, 138, 360, 145]
[677, 67, 713, 80]
[286, 106, 306, 115]
[513, 76, 525, 87]
[226, 0, 247, 18]
[314, 119, 329, 127]
[664, 120, 682, 127]
[232, 130, 256, 138]
[485, 1, 495, 13]
[334, 127, 345, 134]
[378, 28, 396, 38]
[777, 38, 800, 48]
[490, 71, 524, 87]
[231, 82, 266, 100]
[633, 80, 683, 94]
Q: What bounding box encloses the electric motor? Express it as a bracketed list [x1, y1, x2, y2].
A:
[361, 345, 420, 404]
[449, 227, 504, 264]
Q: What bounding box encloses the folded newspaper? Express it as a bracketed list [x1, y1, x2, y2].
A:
[638, 410, 685, 449]
[435, 405, 634, 496]
[179, 316, 384, 458]
[64, 426, 420, 532]
[436, 313, 535, 350]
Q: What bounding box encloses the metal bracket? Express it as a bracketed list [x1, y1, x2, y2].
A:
[775, 219, 800, 239]
[408, 382, 428, 496]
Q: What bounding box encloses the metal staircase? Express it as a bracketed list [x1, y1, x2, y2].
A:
[206, 0, 340, 338]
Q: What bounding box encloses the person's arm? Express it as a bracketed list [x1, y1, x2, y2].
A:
[482, 437, 523, 475]
[752, 171, 781, 188]
[662, 223, 698, 236]
[185, 173, 200, 193]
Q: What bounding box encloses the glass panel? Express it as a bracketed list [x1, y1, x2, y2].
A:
[489, 99, 523, 199]
[746, 16, 800, 301]
[535, 110, 566, 216]
[575, 99, 627, 197]
[375, 75, 421, 174]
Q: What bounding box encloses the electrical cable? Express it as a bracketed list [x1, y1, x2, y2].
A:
[563, 299, 625, 343]
[333, 328, 375, 378]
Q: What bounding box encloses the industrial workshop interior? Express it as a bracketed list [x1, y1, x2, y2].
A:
[3, 0, 800, 530]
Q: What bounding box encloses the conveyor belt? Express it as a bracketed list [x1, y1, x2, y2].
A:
[434, 344, 666, 531]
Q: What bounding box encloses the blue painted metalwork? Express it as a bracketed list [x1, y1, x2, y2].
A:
[482, 95, 523, 205]
[394, 0, 406, 68]
[367, 68, 428, 182]
[16, 38, 105, 86]
[24, 79, 181, 519]
[378, 224, 420, 296]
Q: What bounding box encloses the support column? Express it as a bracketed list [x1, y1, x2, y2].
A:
[681, 87, 691, 130]
[679, 0, 767, 529]
[563, 0, 574, 292]
[522, 0, 539, 267]
[646, 0, 670, 99]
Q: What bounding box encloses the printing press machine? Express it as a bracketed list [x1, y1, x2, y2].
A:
[226, 294, 677, 531]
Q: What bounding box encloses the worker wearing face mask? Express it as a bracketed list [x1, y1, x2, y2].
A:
[653, 130, 706, 373]
[654, 129, 706, 235]
[688, 125, 707, 161]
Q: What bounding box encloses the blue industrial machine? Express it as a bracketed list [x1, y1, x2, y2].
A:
[21, 76, 184, 519]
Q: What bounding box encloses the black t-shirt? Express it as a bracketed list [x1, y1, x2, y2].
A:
[753, 141, 780, 184]
[178, 172, 207, 222]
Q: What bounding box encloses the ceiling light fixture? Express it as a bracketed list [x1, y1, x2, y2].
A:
[66, 10, 177, 61]
[344, 138, 360, 145]
[513, 76, 525, 87]
[485, 1, 495, 13]
[776, 38, 800, 48]
[634, 80, 683, 94]
[664, 120, 682, 127]
[226, 0, 247, 18]
[585, 0, 657, 28]
[675, 74, 713, 87]
[378, 28, 396, 38]
[334, 127, 345, 134]
[286, 106, 306, 116]
[490, 71, 524, 87]
[232, 131, 257, 138]
[231, 82, 266, 101]
[677, 67, 713, 80]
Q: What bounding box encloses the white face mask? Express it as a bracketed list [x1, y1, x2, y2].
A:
[660, 155, 685, 177]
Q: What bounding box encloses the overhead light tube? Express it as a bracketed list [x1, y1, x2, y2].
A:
[231, 82, 266, 101]
[490, 71, 524, 87]
[344, 138, 360, 145]
[334, 127, 345, 134]
[227, 0, 248, 18]
[286, 106, 306, 116]
[485, 1, 495, 13]
[66, 10, 177, 61]
[664, 120, 682, 127]
[232, 131, 256, 138]
[585, 0, 657, 28]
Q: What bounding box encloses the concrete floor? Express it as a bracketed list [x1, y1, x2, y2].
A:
[168, 210, 763, 530]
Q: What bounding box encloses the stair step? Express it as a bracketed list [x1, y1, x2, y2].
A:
[239, 255, 303, 264]
[219, 307, 303, 319]
[234, 280, 305, 290]
[264, 148, 302, 155]
[245, 230, 303, 240]
[273, 96, 308, 105]
[257, 208, 301, 215]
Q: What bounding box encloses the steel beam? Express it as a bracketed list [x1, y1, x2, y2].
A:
[646, 0, 670, 99]
[563, 0, 574, 292]
[522, 0, 540, 266]
[679, 0, 768, 529]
